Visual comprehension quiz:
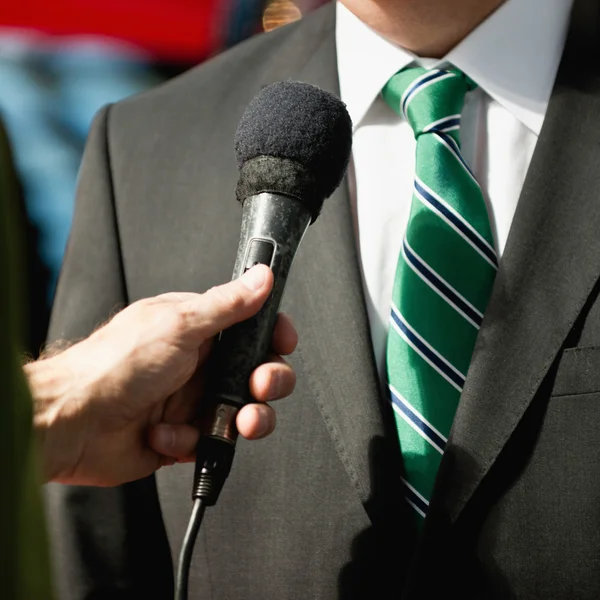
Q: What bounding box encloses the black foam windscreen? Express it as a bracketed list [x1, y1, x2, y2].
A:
[234, 80, 352, 221]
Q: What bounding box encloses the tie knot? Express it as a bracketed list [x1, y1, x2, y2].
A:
[382, 67, 475, 140]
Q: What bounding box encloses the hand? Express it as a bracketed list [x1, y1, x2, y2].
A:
[27, 265, 297, 486]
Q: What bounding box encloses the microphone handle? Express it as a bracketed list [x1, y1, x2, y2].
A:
[193, 192, 311, 503]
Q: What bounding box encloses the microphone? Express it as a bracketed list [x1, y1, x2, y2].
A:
[192, 80, 353, 507]
[175, 80, 352, 600]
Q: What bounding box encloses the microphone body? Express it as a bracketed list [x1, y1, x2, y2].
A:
[193, 192, 311, 503]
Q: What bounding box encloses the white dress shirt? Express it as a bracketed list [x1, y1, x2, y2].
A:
[335, 0, 574, 381]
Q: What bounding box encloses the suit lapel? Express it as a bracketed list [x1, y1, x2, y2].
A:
[279, 3, 405, 523]
[428, 0, 600, 525]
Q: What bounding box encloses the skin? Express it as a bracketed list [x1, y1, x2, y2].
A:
[25, 265, 298, 487]
[340, 0, 506, 58]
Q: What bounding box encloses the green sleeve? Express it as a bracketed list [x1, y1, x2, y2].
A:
[0, 120, 55, 599]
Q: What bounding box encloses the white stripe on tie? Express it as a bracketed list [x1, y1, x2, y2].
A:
[422, 113, 461, 133]
[403, 72, 457, 117]
[432, 132, 480, 187]
[390, 384, 447, 454]
[400, 69, 442, 114]
[414, 176, 498, 269]
[401, 239, 482, 329]
[389, 304, 465, 392]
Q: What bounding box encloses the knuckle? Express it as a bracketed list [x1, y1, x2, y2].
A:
[128, 298, 158, 325]
[206, 284, 246, 315]
[135, 297, 155, 310]
[148, 303, 188, 338]
[112, 300, 143, 327]
[169, 304, 190, 333]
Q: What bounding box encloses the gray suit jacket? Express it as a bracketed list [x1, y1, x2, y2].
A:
[46, 1, 600, 598]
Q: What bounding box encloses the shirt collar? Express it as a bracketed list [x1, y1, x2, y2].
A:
[335, 0, 574, 135]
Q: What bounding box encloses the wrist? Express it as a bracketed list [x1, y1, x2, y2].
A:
[24, 354, 83, 482]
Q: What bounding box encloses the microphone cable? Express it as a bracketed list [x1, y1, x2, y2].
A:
[174, 435, 235, 599]
[174, 498, 206, 600]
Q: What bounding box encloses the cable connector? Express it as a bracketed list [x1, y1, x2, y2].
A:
[175, 404, 238, 598]
[192, 436, 236, 506]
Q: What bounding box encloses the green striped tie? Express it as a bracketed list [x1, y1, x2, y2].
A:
[382, 67, 497, 524]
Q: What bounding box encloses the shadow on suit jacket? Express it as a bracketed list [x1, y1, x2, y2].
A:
[44, 1, 600, 598]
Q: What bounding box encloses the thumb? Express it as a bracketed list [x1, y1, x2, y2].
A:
[182, 265, 274, 341]
[149, 423, 200, 462]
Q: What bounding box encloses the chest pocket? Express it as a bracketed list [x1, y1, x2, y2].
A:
[551, 346, 600, 397]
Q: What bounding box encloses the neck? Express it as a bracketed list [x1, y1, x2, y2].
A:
[340, 0, 506, 58]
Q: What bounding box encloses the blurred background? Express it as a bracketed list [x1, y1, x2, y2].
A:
[0, 0, 327, 357]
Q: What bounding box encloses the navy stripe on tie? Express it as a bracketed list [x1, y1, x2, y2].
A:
[402, 70, 447, 115]
[391, 308, 466, 390]
[403, 481, 429, 517]
[403, 240, 483, 327]
[414, 179, 498, 267]
[425, 116, 461, 133]
[435, 131, 475, 178]
[389, 386, 447, 453]
[439, 117, 461, 131]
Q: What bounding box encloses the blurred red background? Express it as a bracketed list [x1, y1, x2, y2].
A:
[1, 0, 326, 61]
[3, 0, 227, 61]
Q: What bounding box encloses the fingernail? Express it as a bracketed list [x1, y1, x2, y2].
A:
[256, 410, 270, 438]
[157, 424, 176, 451]
[268, 371, 282, 401]
[241, 265, 266, 291]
